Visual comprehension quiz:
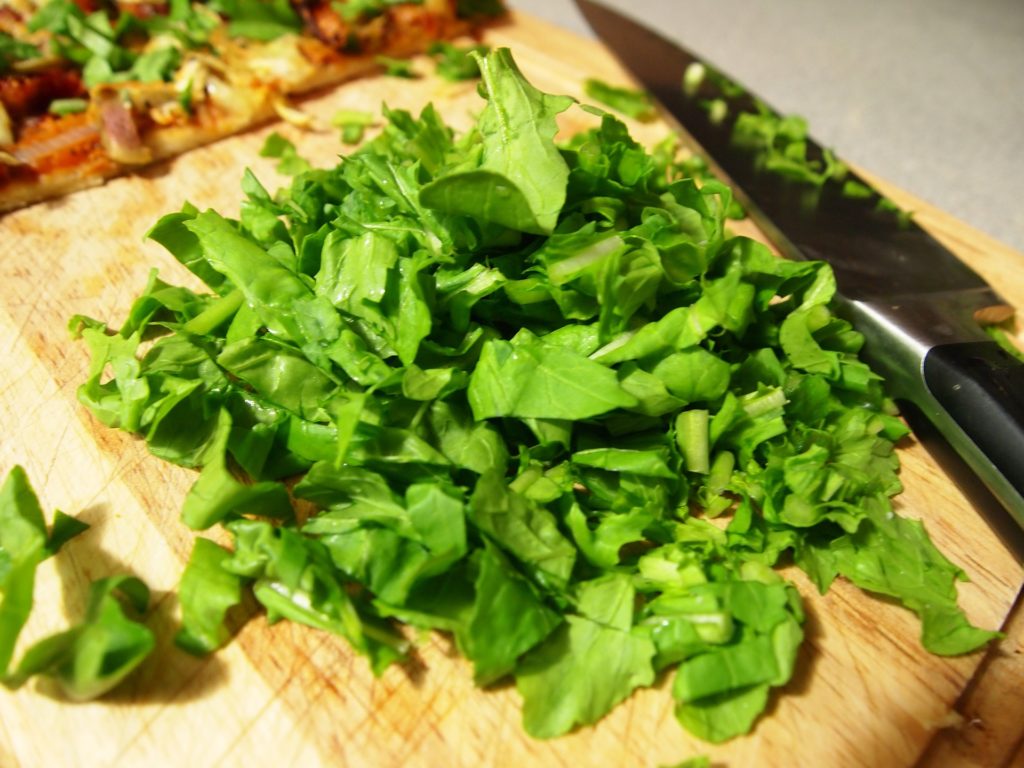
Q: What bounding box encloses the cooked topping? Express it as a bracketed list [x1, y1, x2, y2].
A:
[294, 1, 353, 49]
[271, 95, 320, 129]
[10, 110, 102, 171]
[116, 2, 172, 20]
[0, 67, 85, 122]
[97, 91, 150, 164]
[232, 36, 316, 91]
[0, 101, 12, 146]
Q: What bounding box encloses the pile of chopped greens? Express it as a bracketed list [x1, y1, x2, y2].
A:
[61, 48, 997, 742]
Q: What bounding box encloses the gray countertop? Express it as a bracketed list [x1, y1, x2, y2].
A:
[507, 0, 1024, 254]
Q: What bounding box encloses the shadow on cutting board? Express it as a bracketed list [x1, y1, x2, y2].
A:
[41, 506, 234, 705]
[899, 402, 1024, 565]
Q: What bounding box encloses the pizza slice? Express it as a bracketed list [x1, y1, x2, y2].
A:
[0, 0, 505, 213]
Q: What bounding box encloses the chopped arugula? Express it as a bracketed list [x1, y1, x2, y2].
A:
[24, 0, 299, 88]
[4, 576, 155, 701]
[48, 97, 88, 116]
[70, 48, 997, 743]
[376, 55, 418, 79]
[0, 467, 154, 701]
[332, 109, 377, 144]
[259, 131, 313, 176]
[0, 31, 40, 74]
[583, 78, 657, 122]
[0, 467, 85, 678]
[419, 48, 574, 234]
[428, 41, 489, 81]
[209, 0, 303, 41]
[29, 0, 185, 86]
[332, 0, 424, 23]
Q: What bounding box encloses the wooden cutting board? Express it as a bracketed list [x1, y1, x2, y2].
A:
[1, 12, 1022, 768]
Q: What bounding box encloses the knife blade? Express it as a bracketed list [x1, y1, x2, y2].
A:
[575, 0, 1024, 529]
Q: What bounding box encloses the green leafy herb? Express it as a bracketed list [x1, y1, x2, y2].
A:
[259, 131, 313, 176]
[428, 41, 489, 81]
[376, 55, 417, 79]
[662, 758, 711, 768]
[0, 31, 41, 73]
[332, 109, 377, 145]
[25, 0, 299, 87]
[48, 98, 89, 116]
[420, 48, 574, 234]
[175, 537, 245, 655]
[516, 573, 655, 737]
[331, 0, 424, 23]
[0, 466, 56, 676]
[4, 576, 155, 701]
[583, 78, 657, 122]
[70, 47, 996, 744]
[27, 0, 186, 86]
[0, 467, 153, 701]
[208, 0, 303, 41]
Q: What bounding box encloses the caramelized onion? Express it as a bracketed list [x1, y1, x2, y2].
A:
[97, 94, 151, 165]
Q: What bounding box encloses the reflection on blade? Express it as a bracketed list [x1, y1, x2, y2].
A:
[576, 0, 999, 305]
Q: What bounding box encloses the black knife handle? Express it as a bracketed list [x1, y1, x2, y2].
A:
[922, 340, 1024, 516]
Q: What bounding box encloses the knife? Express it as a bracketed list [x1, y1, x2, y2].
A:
[575, 0, 1024, 529]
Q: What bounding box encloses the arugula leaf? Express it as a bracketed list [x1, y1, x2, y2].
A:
[0, 32, 41, 74]
[332, 109, 377, 145]
[0, 468, 150, 702]
[224, 519, 407, 675]
[420, 48, 574, 234]
[462, 542, 562, 684]
[5, 577, 155, 701]
[583, 78, 657, 122]
[28, 2, 179, 86]
[260, 132, 313, 176]
[175, 537, 245, 655]
[49, 98, 89, 116]
[468, 470, 576, 594]
[209, 0, 303, 41]
[0, 467, 51, 675]
[376, 55, 417, 79]
[795, 499, 1001, 655]
[180, 408, 294, 530]
[428, 41, 489, 81]
[515, 574, 656, 738]
[468, 331, 638, 420]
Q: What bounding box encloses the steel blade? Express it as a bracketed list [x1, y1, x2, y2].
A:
[576, 0, 1024, 530]
[575, 0, 1007, 309]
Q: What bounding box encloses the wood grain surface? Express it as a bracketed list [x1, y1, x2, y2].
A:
[0, 12, 1021, 768]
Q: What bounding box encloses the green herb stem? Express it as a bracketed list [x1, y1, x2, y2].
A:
[183, 289, 243, 335]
